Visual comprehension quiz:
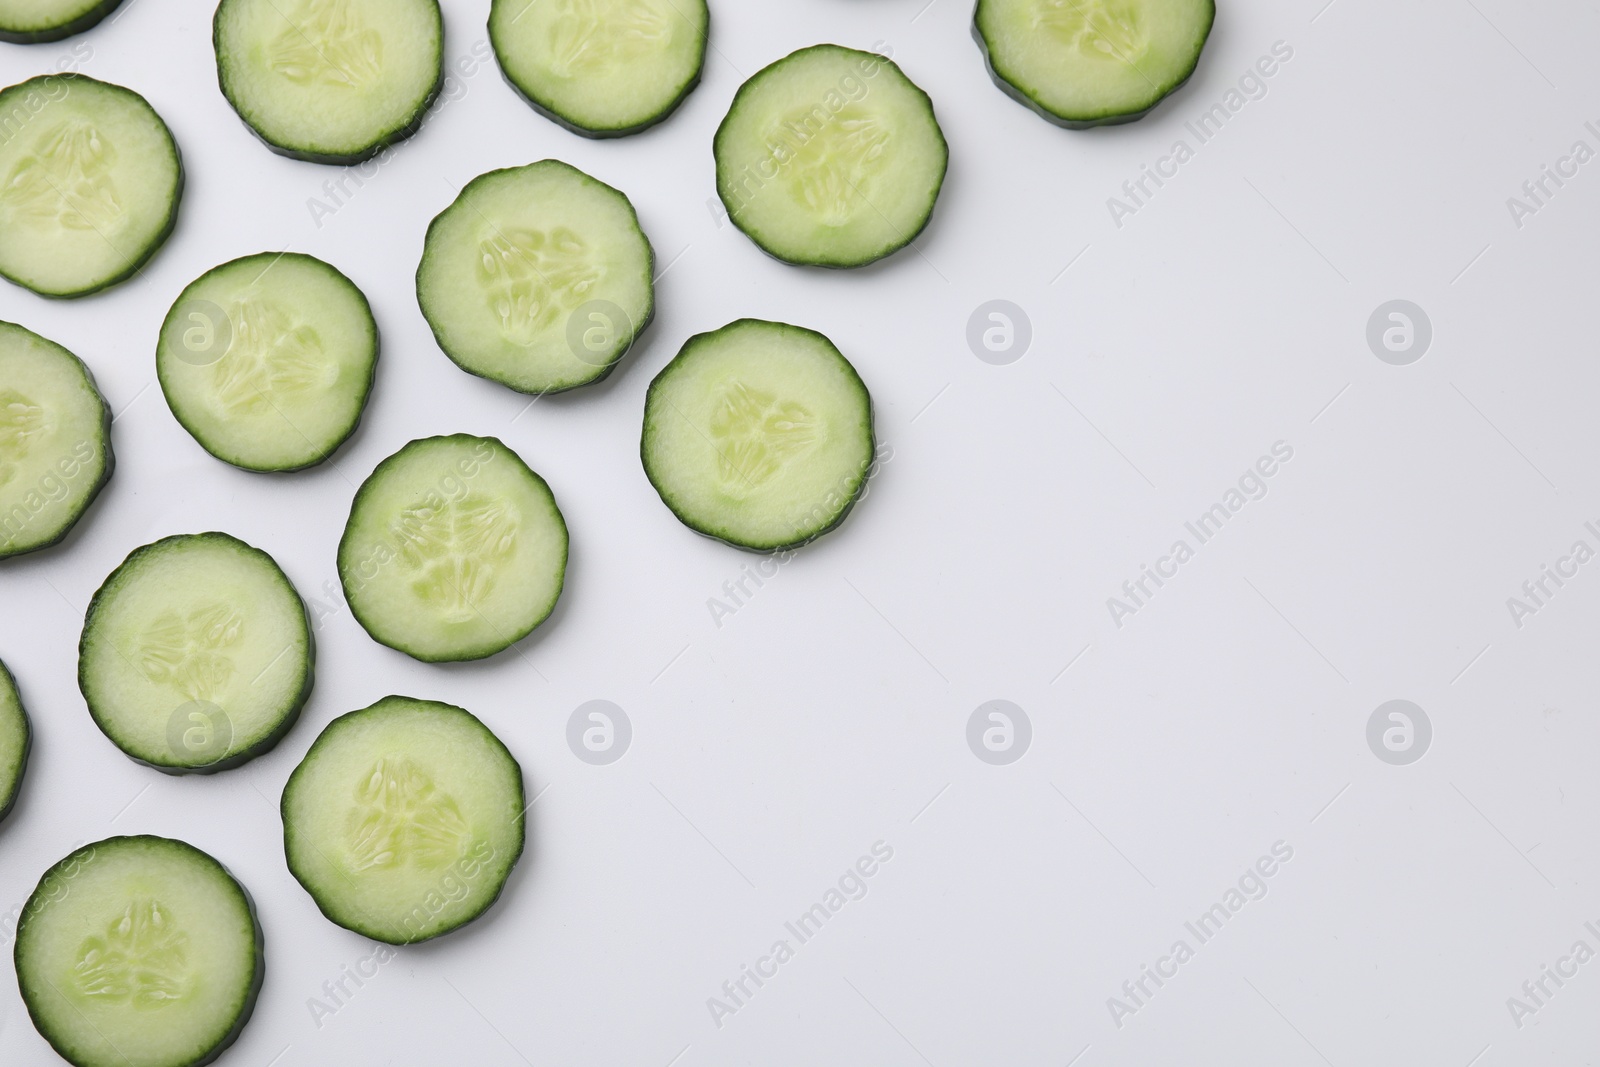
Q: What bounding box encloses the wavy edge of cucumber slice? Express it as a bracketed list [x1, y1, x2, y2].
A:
[0, 0, 123, 43]
[971, 0, 1216, 129]
[77, 531, 315, 775]
[0, 659, 31, 826]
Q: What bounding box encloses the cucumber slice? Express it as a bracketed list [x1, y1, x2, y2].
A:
[642, 319, 875, 550]
[0, 75, 182, 297]
[974, 0, 1214, 128]
[213, 0, 443, 164]
[14, 836, 263, 1067]
[0, 321, 113, 560]
[714, 45, 948, 268]
[282, 695, 525, 944]
[488, 0, 708, 137]
[417, 160, 654, 395]
[0, 659, 30, 824]
[79, 532, 313, 774]
[338, 435, 568, 662]
[0, 0, 123, 43]
[157, 252, 379, 472]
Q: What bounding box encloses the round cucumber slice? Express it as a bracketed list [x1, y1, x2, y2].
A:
[0, 75, 182, 297]
[213, 0, 444, 164]
[79, 532, 314, 774]
[0, 659, 30, 824]
[282, 695, 526, 944]
[714, 44, 948, 268]
[0, 321, 113, 560]
[338, 435, 568, 662]
[14, 836, 264, 1067]
[488, 0, 708, 137]
[0, 0, 124, 43]
[157, 252, 379, 472]
[418, 160, 654, 395]
[974, 0, 1214, 128]
[642, 319, 875, 551]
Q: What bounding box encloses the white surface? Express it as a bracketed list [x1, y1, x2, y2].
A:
[2, 0, 1600, 1063]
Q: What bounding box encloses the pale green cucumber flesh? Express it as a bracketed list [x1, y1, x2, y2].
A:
[338, 435, 568, 662]
[0, 659, 30, 823]
[0, 0, 123, 42]
[213, 0, 443, 163]
[714, 44, 948, 268]
[0, 321, 113, 559]
[79, 532, 313, 774]
[0, 76, 181, 296]
[417, 160, 654, 394]
[14, 836, 264, 1067]
[974, 0, 1215, 127]
[642, 319, 875, 551]
[157, 252, 378, 472]
[488, 0, 707, 136]
[282, 695, 525, 944]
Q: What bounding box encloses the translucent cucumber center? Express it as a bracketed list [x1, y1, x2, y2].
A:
[0, 390, 47, 487]
[346, 757, 475, 872]
[0, 119, 124, 234]
[546, 0, 672, 77]
[211, 296, 336, 416]
[394, 492, 519, 622]
[136, 603, 245, 702]
[707, 380, 820, 493]
[1033, 0, 1148, 61]
[71, 900, 192, 1010]
[767, 106, 892, 226]
[476, 226, 603, 346]
[268, 0, 385, 88]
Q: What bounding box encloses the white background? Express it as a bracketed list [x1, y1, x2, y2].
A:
[3, 0, 1600, 1063]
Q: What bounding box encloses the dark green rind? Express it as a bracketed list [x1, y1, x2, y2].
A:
[156, 252, 380, 472]
[0, 0, 124, 43]
[212, 0, 444, 165]
[337, 435, 569, 662]
[0, 75, 183, 297]
[713, 45, 949, 270]
[78, 532, 315, 774]
[0, 659, 30, 825]
[417, 162, 655, 395]
[971, 0, 1215, 129]
[641, 319, 877, 553]
[282, 695, 527, 945]
[14, 836, 266, 1067]
[0, 321, 114, 561]
[487, 0, 708, 138]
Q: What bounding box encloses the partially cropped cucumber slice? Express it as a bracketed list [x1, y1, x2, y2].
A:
[157, 252, 378, 472]
[418, 160, 653, 395]
[714, 45, 948, 268]
[0, 75, 182, 297]
[974, 0, 1214, 128]
[14, 837, 263, 1067]
[339, 435, 568, 662]
[642, 319, 874, 550]
[283, 695, 525, 944]
[79, 532, 313, 774]
[0, 659, 30, 823]
[0, 0, 123, 42]
[488, 0, 707, 137]
[214, 0, 443, 164]
[0, 321, 113, 560]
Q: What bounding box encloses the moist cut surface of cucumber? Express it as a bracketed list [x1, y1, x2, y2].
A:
[282, 695, 526, 944]
[79, 532, 313, 773]
[0, 658, 30, 823]
[642, 319, 875, 551]
[974, 0, 1214, 127]
[0, 0, 123, 42]
[0, 75, 182, 296]
[13, 836, 264, 1067]
[338, 435, 568, 662]
[0, 321, 113, 559]
[157, 252, 379, 472]
[488, 0, 708, 136]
